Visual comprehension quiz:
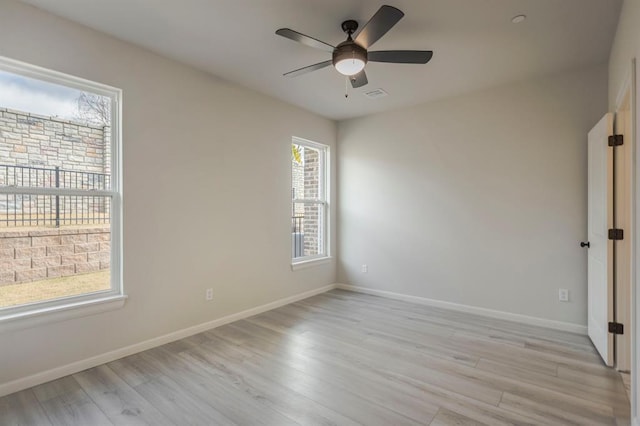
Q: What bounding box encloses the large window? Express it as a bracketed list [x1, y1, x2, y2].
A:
[0, 56, 122, 318]
[291, 137, 328, 263]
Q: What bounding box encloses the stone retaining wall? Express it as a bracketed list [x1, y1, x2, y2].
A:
[0, 226, 110, 285]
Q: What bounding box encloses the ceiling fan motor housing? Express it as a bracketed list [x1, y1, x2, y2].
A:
[332, 41, 368, 69]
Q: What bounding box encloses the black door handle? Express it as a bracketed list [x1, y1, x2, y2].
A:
[580, 241, 590, 248]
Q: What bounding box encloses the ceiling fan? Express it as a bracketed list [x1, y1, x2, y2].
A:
[275, 5, 433, 88]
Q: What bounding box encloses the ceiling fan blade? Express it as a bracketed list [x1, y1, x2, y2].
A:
[283, 60, 333, 77]
[350, 70, 368, 88]
[276, 28, 335, 53]
[368, 50, 434, 64]
[354, 5, 404, 49]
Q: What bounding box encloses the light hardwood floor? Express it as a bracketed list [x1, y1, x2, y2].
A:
[0, 289, 631, 425]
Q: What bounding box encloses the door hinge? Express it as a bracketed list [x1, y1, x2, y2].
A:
[608, 322, 624, 335]
[608, 134, 624, 146]
[608, 229, 624, 240]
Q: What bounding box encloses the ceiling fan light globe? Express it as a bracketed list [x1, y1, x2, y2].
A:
[335, 58, 366, 76]
[332, 41, 368, 76]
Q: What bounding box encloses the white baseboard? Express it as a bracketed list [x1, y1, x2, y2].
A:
[336, 284, 587, 335]
[0, 283, 336, 398]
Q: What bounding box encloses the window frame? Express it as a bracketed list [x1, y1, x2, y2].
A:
[291, 136, 330, 266]
[0, 56, 124, 322]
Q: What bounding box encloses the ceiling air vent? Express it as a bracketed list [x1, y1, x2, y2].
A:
[364, 88, 388, 99]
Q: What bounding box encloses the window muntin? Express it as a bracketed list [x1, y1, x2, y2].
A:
[0, 56, 122, 314]
[291, 138, 328, 262]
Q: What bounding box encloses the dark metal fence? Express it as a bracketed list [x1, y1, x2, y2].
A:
[0, 164, 110, 228]
[292, 215, 304, 258]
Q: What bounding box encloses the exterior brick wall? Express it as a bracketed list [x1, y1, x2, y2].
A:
[0, 107, 110, 174]
[0, 226, 110, 286]
[291, 143, 322, 257]
[303, 149, 320, 255]
[292, 157, 304, 201]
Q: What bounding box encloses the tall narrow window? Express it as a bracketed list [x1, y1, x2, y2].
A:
[291, 137, 328, 262]
[0, 56, 122, 316]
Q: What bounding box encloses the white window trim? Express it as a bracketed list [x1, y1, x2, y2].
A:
[291, 137, 330, 267]
[0, 56, 125, 326]
[291, 256, 333, 271]
[0, 295, 127, 334]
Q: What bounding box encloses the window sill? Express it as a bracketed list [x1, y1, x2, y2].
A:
[291, 256, 333, 271]
[0, 294, 127, 334]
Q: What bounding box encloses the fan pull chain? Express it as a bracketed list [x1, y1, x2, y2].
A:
[345, 76, 349, 98]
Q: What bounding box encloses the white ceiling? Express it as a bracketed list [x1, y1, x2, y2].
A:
[21, 0, 621, 120]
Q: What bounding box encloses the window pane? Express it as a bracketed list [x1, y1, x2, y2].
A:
[0, 59, 120, 312]
[0, 70, 112, 190]
[292, 202, 324, 258]
[292, 144, 322, 200]
[0, 67, 115, 309]
[0, 194, 111, 308]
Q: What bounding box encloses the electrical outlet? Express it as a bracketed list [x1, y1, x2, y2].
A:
[558, 288, 569, 302]
[205, 288, 213, 301]
[361, 264, 368, 273]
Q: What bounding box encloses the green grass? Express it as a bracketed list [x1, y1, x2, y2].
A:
[0, 270, 110, 308]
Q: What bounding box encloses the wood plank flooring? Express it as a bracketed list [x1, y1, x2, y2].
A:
[0, 289, 631, 425]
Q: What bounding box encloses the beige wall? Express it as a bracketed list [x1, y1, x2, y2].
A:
[608, 0, 640, 421]
[608, 0, 640, 110]
[338, 66, 607, 327]
[0, 0, 336, 387]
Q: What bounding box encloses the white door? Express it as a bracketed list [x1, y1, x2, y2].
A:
[587, 113, 614, 366]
